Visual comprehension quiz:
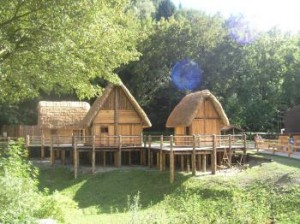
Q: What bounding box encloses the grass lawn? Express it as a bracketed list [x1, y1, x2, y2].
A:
[37, 153, 300, 223]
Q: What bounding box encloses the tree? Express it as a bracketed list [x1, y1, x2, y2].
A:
[155, 0, 176, 20]
[0, 0, 140, 103]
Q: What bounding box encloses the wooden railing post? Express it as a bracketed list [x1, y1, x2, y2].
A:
[228, 135, 232, 166]
[243, 134, 247, 162]
[148, 135, 152, 168]
[74, 136, 78, 179]
[41, 135, 45, 160]
[92, 135, 96, 174]
[159, 135, 163, 171]
[26, 135, 30, 147]
[170, 135, 175, 184]
[211, 134, 217, 175]
[192, 135, 196, 176]
[118, 135, 122, 167]
[50, 135, 54, 165]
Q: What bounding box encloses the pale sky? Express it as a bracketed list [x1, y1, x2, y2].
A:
[171, 0, 300, 32]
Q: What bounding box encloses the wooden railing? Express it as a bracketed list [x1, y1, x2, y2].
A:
[255, 138, 300, 157]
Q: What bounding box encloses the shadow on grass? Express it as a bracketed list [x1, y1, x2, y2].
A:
[37, 166, 189, 214]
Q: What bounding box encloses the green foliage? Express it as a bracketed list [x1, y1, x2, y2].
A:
[0, 139, 77, 223]
[155, 0, 176, 20]
[0, 0, 140, 103]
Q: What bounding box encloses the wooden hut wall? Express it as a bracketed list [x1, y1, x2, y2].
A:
[191, 99, 221, 135]
[1, 125, 40, 137]
[92, 86, 143, 146]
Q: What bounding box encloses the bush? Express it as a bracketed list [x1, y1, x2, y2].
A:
[0, 139, 77, 223]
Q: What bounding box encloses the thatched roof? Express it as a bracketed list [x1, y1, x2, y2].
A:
[81, 83, 152, 128]
[284, 105, 300, 133]
[166, 90, 229, 128]
[38, 101, 90, 129]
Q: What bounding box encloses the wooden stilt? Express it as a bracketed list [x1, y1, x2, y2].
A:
[162, 153, 166, 171]
[156, 151, 160, 169]
[180, 155, 184, 171]
[61, 150, 65, 165]
[192, 135, 196, 176]
[140, 149, 143, 165]
[50, 136, 54, 165]
[92, 135, 95, 174]
[74, 138, 78, 179]
[159, 135, 163, 171]
[197, 155, 201, 171]
[187, 156, 190, 173]
[202, 154, 206, 172]
[103, 151, 106, 167]
[129, 151, 132, 166]
[170, 135, 175, 184]
[243, 134, 247, 162]
[41, 135, 45, 160]
[118, 135, 122, 167]
[211, 134, 217, 175]
[228, 135, 232, 166]
[148, 135, 152, 168]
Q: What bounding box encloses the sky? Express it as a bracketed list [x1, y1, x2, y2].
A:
[171, 0, 300, 32]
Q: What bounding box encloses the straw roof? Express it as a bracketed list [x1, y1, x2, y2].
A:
[81, 83, 152, 128]
[166, 90, 229, 128]
[38, 101, 90, 129]
[284, 105, 300, 133]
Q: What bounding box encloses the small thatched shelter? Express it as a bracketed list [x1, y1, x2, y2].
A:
[81, 83, 151, 145]
[166, 90, 229, 136]
[38, 101, 90, 141]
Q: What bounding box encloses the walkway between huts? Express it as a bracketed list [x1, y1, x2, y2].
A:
[24, 134, 248, 183]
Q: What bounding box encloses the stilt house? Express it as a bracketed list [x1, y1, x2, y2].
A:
[80, 83, 152, 145]
[166, 90, 229, 136]
[37, 83, 151, 146]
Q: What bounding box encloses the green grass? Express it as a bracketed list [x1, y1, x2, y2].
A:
[37, 154, 300, 223]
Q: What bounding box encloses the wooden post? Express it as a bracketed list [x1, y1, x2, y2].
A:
[288, 144, 291, 157]
[92, 135, 96, 174]
[170, 135, 175, 184]
[41, 135, 45, 160]
[186, 156, 190, 173]
[50, 135, 54, 165]
[61, 150, 65, 165]
[243, 134, 247, 162]
[26, 135, 30, 148]
[192, 135, 196, 176]
[202, 154, 206, 172]
[159, 135, 163, 171]
[197, 155, 201, 171]
[74, 137, 78, 179]
[118, 135, 122, 167]
[228, 135, 232, 166]
[162, 153, 166, 171]
[211, 134, 217, 175]
[180, 155, 184, 171]
[148, 135, 152, 168]
[129, 151, 132, 166]
[103, 151, 106, 167]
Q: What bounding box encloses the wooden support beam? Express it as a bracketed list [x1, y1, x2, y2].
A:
[197, 155, 201, 171]
[92, 135, 96, 174]
[180, 155, 184, 171]
[202, 154, 206, 172]
[211, 134, 217, 175]
[159, 135, 163, 171]
[50, 136, 54, 165]
[129, 151, 132, 166]
[103, 151, 106, 167]
[74, 137, 78, 179]
[187, 156, 190, 173]
[192, 135, 196, 176]
[170, 135, 175, 184]
[61, 150, 65, 165]
[41, 135, 45, 160]
[162, 153, 166, 171]
[228, 135, 232, 166]
[243, 134, 247, 162]
[148, 135, 152, 168]
[118, 135, 122, 167]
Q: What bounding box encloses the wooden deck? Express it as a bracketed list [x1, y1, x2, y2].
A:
[23, 134, 248, 183]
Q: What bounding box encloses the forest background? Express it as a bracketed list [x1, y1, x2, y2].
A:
[1, 0, 300, 133]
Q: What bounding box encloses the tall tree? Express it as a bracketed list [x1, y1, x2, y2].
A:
[155, 0, 176, 20]
[0, 0, 140, 103]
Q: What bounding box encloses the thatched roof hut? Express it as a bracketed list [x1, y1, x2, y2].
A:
[81, 83, 151, 128]
[284, 105, 300, 133]
[166, 90, 229, 129]
[38, 101, 90, 129]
